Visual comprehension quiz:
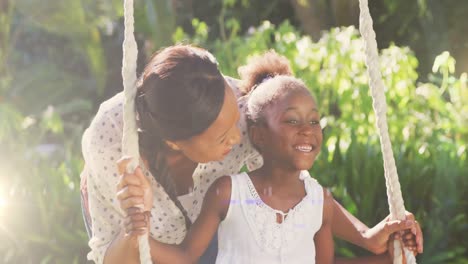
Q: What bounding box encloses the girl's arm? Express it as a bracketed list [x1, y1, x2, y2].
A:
[335, 240, 407, 264]
[332, 199, 422, 254]
[318, 190, 400, 264]
[140, 176, 232, 263]
[331, 200, 368, 249]
[314, 188, 335, 263]
[335, 254, 392, 264]
[179, 175, 232, 261]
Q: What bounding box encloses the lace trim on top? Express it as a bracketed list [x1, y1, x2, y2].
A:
[241, 171, 314, 255]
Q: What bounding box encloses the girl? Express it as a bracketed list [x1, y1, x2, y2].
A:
[121, 51, 410, 263]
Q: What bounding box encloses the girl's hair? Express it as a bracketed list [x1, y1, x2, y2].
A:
[238, 50, 310, 125]
[135, 45, 225, 229]
[238, 50, 293, 95]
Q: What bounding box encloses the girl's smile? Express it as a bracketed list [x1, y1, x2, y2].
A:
[294, 143, 315, 153]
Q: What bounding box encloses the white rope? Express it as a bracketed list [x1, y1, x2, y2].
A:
[122, 0, 152, 263]
[358, 0, 416, 263]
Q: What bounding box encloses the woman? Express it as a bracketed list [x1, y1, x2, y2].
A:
[80, 45, 422, 264]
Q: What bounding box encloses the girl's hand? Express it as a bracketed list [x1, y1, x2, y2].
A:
[116, 157, 153, 232]
[395, 217, 423, 255]
[364, 211, 422, 255]
[388, 237, 407, 264]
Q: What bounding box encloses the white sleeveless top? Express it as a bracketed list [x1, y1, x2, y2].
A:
[216, 171, 324, 264]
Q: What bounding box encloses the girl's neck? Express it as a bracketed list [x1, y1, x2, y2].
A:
[249, 161, 307, 210]
[251, 161, 303, 188]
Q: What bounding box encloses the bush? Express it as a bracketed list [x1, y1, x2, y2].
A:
[0, 103, 90, 263]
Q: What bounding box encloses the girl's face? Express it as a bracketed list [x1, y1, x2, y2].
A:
[167, 83, 241, 163]
[253, 89, 322, 170]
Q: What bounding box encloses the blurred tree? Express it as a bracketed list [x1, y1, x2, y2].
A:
[290, 0, 359, 40]
[286, 0, 468, 76]
[376, 0, 468, 76]
[289, 0, 327, 40]
[0, 0, 14, 95]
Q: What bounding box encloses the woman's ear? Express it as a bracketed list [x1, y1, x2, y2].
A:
[165, 140, 181, 151]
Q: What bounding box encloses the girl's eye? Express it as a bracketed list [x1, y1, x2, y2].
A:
[286, 120, 298, 124]
[310, 120, 320, 126]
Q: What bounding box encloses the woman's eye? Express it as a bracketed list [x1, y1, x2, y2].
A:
[286, 120, 298, 124]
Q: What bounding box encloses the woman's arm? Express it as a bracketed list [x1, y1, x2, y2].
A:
[104, 231, 141, 264]
[104, 214, 191, 264]
[103, 160, 154, 264]
[121, 176, 232, 263]
[103, 205, 191, 264]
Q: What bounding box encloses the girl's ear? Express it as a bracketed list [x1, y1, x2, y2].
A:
[249, 124, 265, 149]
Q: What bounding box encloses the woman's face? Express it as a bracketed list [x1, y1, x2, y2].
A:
[168, 82, 241, 163]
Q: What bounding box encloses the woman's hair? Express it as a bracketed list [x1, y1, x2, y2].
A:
[238, 50, 310, 125]
[135, 45, 225, 229]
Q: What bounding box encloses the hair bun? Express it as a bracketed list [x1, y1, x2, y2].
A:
[238, 50, 293, 94]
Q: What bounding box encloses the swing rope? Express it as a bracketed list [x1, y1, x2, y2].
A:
[122, 0, 152, 263]
[358, 0, 416, 263]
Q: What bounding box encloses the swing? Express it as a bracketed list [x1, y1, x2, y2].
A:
[120, 0, 152, 263]
[115, 0, 416, 263]
[357, 0, 416, 263]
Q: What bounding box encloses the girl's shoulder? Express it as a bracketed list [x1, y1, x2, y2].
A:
[320, 185, 334, 225]
[206, 175, 232, 199]
[203, 175, 233, 220]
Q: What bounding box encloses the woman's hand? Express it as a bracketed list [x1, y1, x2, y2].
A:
[124, 208, 151, 237]
[364, 211, 423, 255]
[117, 157, 153, 235]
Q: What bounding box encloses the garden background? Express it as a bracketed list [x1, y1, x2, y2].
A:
[0, 0, 467, 263]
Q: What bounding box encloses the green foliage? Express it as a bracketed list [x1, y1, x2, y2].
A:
[135, 0, 176, 49]
[177, 20, 468, 262]
[0, 1, 99, 262]
[0, 103, 89, 263]
[7, 0, 109, 117]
